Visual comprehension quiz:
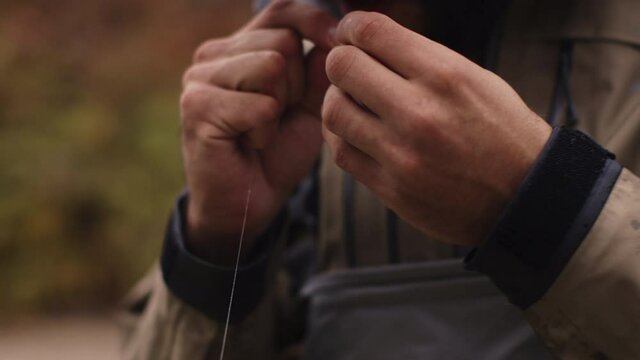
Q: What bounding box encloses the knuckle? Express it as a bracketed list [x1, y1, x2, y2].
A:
[332, 143, 350, 169]
[321, 89, 343, 130]
[259, 50, 287, 79]
[404, 100, 432, 125]
[403, 109, 441, 146]
[384, 142, 418, 176]
[181, 66, 200, 86]
[273, 28, 301, 57]
[432, 62, 466, 92]
[180, 84, 212, 125]
[180, 84, 206, 114]
[256, 96, 281, 122]
[347, 11, 387, 46]
[192, 46, 207, 63]
[439, 63, 459, 81]
[193, 38, 226, 63]
[326, 46, 357, 83]
[396, 153, 420, 174]
[322, 106, 341, 133]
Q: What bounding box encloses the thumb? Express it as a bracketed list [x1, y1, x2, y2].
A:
[300, 47, 330, 118]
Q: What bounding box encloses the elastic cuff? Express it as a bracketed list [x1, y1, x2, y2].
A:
[465, 127, 621, 309]
[160, 192, 286, 322]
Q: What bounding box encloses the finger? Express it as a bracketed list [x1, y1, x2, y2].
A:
[244, 0, 338, 50]
[195, 28, 303, 62]
[300, 47, 330, 118]
[322, 85, 387, 160]
[325, 45, 412, 119]
[193, 29, 305, 104]
[261, 108, 323, 190]
[183, 51, 288, 106]
[335, 11, 440, 78]
[322, 124, 383, 190]
[181, 83, 279, 149]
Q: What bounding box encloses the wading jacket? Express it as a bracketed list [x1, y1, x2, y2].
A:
[120, 0, 640, 359]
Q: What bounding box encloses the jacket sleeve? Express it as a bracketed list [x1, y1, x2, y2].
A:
[119, 264, 281, 360]
[525, 169, 640, 359]
[466, 127, 640, 358]
[119, 192, 312, 360]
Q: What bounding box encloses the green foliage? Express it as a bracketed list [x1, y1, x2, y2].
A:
[0, 0, 252, 315]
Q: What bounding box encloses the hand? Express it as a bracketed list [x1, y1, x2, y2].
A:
[181, 0, 337, 263]
[322, 12, 552, 247]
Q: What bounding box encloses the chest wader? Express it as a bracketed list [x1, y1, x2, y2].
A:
[308, 151, 555, 359]
[301, 260, 552, 359]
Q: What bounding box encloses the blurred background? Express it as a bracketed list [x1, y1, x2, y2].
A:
[0, 0, 252, 357]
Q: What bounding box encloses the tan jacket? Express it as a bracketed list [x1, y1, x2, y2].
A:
[120, 0, 640, 358]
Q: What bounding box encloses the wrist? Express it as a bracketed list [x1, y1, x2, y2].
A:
[468, 115, 552, 247]
[466, 127, 621, 308]
[185, 196, 258, 265]
[161, 193, 288, 322]
[501, 115, 552, 201]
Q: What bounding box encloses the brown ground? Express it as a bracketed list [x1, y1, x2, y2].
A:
[0, 313, 119, 360]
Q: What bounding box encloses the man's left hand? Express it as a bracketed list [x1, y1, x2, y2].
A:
[322, 11, 552, 246]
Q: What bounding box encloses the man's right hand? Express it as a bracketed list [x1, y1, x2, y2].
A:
[180, 0, 337, 264]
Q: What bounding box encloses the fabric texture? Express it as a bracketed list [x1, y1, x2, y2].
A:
[466, 127, 622, 309]
[160, 193, 285, 323]
[302, 260, 552, 360]
[526, 169, 640, 359]
[120, 0, 640, 358]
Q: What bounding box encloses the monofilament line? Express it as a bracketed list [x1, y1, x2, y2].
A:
[219, 182, 254, 360]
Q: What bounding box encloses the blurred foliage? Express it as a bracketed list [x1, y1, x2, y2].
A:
[0, 0, 252, 316]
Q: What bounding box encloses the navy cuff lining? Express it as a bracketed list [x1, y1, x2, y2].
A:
[465, 127, 621, 309]
[160, 192, 285, 322]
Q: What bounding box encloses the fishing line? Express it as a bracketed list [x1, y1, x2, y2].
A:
[219, 166, 256, 360]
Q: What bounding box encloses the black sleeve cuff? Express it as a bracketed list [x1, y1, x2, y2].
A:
[465, 127, 622, 309]
[160, 192, 286, 323]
